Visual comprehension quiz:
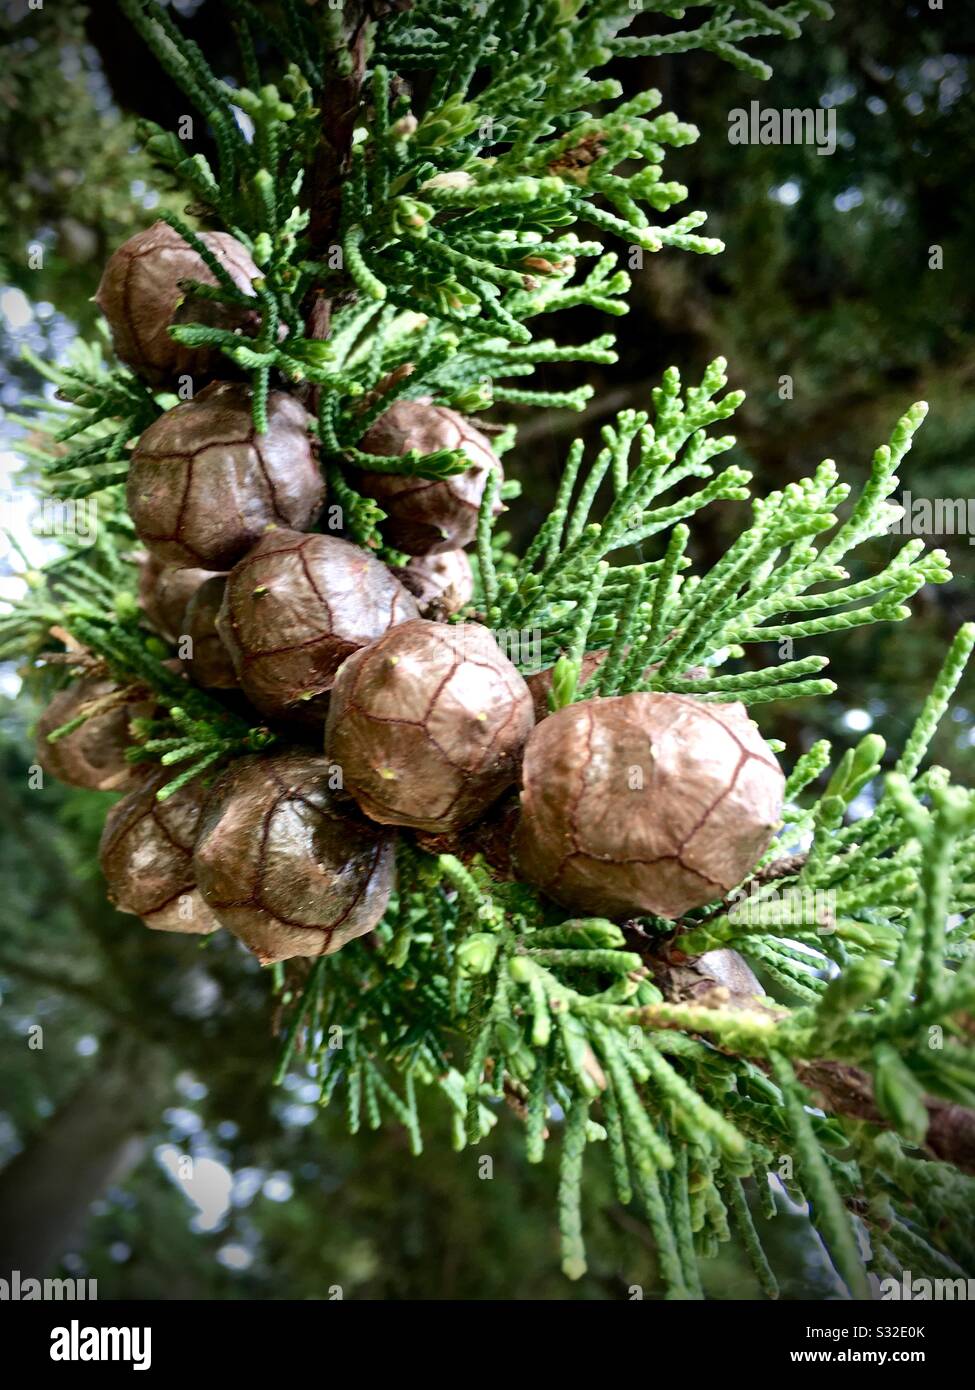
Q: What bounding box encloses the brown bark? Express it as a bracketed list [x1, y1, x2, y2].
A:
[307, 2, 371, 256]
[648, 952, 975, 1177]
[796, 1059, 975, 1175]
[304, 1, 398, 339]
[619, 909, 975, 1175]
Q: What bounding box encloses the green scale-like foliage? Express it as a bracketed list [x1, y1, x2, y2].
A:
[6, 0, 975, 1297]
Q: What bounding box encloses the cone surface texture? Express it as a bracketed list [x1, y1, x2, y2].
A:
[194, 751, 396, 963]
[217, 529, 419, 721]
[99, 769, 219, 934]
[326, 619, 534, 833]
[358, 401, 502, 554]
[127, 382, 322, 569]
[513, 693, 784, 919]
[95, 220, 260, 385]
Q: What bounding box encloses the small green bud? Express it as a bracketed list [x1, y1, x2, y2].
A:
[508, 955, 534, 984]
[388, 927, 413, 968]
[432, 278, 479, 315]
[449, 381, 494, 413]
[415, 94, 479, 148]
[558, 919, 626, 949]
[390, 196, 434, 237]
[291, 338, 335, 367]
[549, 655, 579, 710]
[458, 932, 500, 976]
[260, 84, 295, 121]
[494, 1018, 535, 1073]
[114, 591, 139, 623]
[141, 126, 185, 166]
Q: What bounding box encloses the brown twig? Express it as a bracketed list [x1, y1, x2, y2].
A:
[304, 2, 401, 342]
[796, 1059, 975, 1175]
[620, 919, 975, 1174]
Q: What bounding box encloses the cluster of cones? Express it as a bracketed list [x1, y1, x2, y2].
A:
[36, 222, 785, 964]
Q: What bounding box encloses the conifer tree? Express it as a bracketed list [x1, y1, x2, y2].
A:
[5, 0, 975, 1298]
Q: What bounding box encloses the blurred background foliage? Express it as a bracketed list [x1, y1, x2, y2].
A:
[0, 0, 972, 1299]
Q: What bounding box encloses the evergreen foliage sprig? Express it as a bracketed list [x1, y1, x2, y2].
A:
[15, 0, 832, 516]
[1, 478, 275, 797]
[101, 0, 829, 436]
[8, 0, 975, 1300]
[10, 340, 161, 501]
[272, 631, 975, 1295]
[492, 372, 949, 704]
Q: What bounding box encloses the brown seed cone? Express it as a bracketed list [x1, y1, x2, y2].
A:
[357, 401, 503, 554]
[217, 528, 418, 722]
[99, 769, 220, 935]
[138, 553, 221, 644]
[183, 576, 237, 689]
[512, 693, 784, 920]
[127, 381, 323, 570]
[193, 750, 396, 964]
[324, 619, 535, 834]
[94, 220, 260, 386]
[35, 677, 153, 792]
[394, 549, 474, 618]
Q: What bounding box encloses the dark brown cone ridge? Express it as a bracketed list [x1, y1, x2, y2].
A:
[193, 750, 396, 964]
[325, 618, 535, 834]
[512, 692, 784, 920]
[36, 677, 153, 792]
[394, 549, 474, 618]
[94, 221, 261, 386]
[127, 382, 323, 570]
[99, 768, 220, 935]
[358, 401, 502, 554]
[138, 554, 221, 644]
[217, 528, 418, 722]
[183, 576, 237, 689]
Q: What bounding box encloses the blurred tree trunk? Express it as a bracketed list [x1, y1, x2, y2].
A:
[0, 1033, 170, 1280]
